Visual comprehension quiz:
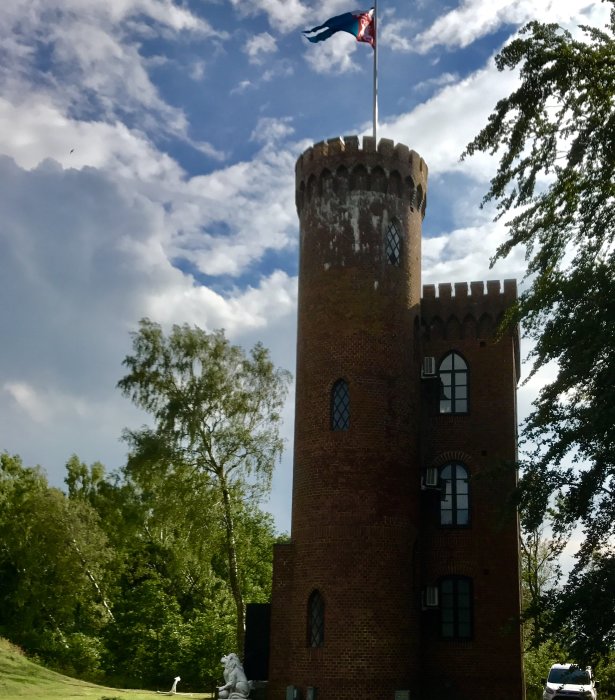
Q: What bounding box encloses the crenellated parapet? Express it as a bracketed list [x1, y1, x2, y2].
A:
[422, 278, 518, 334]
[295, 135, 428, 218]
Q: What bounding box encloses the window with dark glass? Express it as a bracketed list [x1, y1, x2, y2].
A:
[331, 379, 350, 431]
[385, 221, 402, 265]
[307, 590, 325, 647]
[440, 576, 472, 639]
[438, 352, 468, 413]
[440, 462, 469, 526]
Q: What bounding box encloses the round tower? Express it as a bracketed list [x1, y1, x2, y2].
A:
[279, 135, 428, 699]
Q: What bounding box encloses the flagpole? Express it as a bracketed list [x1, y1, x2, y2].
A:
[373, 0, 378, 142]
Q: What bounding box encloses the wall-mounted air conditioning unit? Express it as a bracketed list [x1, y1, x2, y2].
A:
[421, 356, 436, 377]
[286, 686, 300, 700]
[424, 586, 439, 608]
[424, 467, 439, 488]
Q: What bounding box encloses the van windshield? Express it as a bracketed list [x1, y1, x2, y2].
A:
[548, 668, 591, 685]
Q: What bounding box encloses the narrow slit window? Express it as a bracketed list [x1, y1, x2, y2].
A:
[307, 590, 325, 647]
[331, 379, 350, 431]
[385, 221, 402, 266]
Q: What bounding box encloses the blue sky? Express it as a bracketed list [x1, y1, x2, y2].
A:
[0, 0, 607, 534]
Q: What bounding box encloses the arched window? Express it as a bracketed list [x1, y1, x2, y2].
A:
[331, 379, 350, 431]
[439, 462, 469, 526]
[438, 352, 468, 413]
[307, 590, 325, 647]
[385, 220, 402, 266]
[439, 576, 472, 639]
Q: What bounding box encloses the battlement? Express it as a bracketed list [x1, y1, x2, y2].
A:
[422, 279, 517, 324]
[421, 279, 520, 374]
[422, 279, 517, 306]
[295, 135, 428, 217]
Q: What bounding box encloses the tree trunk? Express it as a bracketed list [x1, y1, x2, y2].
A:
[69, 536, 115, 621]
[220, 474, 245, 654]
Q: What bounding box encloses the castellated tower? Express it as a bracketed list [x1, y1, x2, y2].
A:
[265, 136, 524, 700]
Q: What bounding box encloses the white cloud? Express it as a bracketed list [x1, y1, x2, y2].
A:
[422, 217, 526, 287]
[145, 270, 297, 333]
[244, 32, 278, 64]
[380, 17, 420, 52]
[167, 144, 299, 276]
[228, 0, 310, 33]
[384, 59, 520, 180]
[0, 96, 194, 177]
[414, 0, 606, 53]
[250, 117, 295, 144]
[4, 382, 55, 424]
[0, 150, 298, 493]
[415, 72, 460, 92]
[304, 34, 367, 74]
[230, 80, 252, 96]
[0, 0, 225, 150]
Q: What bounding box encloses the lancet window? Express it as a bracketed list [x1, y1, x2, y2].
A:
[307, 590, 325, 647]
[385, 220, 402, 266]
[331, 379, 350, 431]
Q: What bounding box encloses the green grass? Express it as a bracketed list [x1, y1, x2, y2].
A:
[0, 638, 212, 700]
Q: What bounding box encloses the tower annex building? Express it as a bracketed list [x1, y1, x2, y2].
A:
[262, 135, 524, 700]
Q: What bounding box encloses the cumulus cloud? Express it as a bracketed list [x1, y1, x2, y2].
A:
[384, 60, 520, 180]
[244, 32, 278, 64]
[0, 0, 225, 151]
[380, 16, 420, 52]
[422, 218, 526, 287]
[303, 34, 367, 74]
[413, 0, 606, 53]
[250, 117, 295, 144]
[0, 152, 298, 489]
[164, 143, 300, 277]
[228, 0, 310, 33]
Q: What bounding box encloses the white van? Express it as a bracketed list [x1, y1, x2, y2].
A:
[543, 664, 599, 700]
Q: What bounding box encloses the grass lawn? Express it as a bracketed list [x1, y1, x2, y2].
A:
[0, 638, 212, 700]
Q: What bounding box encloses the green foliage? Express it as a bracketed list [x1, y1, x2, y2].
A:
[0, 453, 115, 675]
[0, 324, 288, 689]
[118, 319, 291, 650]
[550, 555, 615, 665]
[520, 528, 562, 647]
[1, 434, 280, 688]
[595, 651, 615, 697]
[524, 640, 565, 700]
[464, 2, 615, 662]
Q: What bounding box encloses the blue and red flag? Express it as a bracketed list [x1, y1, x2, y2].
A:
[303, 8, 375, 47]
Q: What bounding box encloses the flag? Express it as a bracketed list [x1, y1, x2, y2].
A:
[303, 8, 375, 47]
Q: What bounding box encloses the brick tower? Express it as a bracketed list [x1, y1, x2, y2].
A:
[266, 136, 524, 700]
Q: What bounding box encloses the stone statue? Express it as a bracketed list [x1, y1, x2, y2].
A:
[218, 653, 251, 698]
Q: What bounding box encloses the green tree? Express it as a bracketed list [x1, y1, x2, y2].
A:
[520, 526, 562, 644]
[552, 554, 615, 664]
[0, 453, 114, 676]
[117, 319, 291, 651]
[519, 527, 565, 699]
[463, 3, 615, 658]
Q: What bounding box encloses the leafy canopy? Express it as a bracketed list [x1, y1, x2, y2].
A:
[118, 318, 291, 652]
[118, 319, 291, 499]
[464, 3, 615, 662]
[464, 4, 615, 558]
